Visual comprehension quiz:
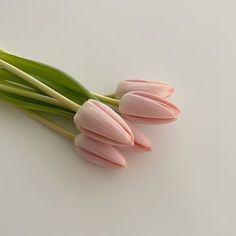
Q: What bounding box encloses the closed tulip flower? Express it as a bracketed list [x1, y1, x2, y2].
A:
[119, 91, 181, 124]
[115, 80, 174, 99]
[74, 134, 127, 168]
[74, 99, 134, 146]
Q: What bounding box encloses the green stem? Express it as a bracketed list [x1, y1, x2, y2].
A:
[92, 92, 120, 106]
[22, 109, 76, 141]
[0, 59, 80, 112]
[104, 93, 116, 98]
[0, 82, 65, 108]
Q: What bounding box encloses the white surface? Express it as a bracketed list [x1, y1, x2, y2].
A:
[0, 0, 236, 235]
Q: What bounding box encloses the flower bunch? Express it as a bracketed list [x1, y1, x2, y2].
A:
[0, 49, 181, 168]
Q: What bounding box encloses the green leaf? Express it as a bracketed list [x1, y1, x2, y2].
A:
[0, 49, 96, 103]
[0, 68, 43, 93]
[0, 91, 74, 117]
[32, 74, 92, 104]
[0, 68, 92, 104]
[0, 77, 36, 93]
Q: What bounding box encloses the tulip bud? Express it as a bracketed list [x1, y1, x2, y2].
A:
[74, 134, 127, 168]
[119, 91, 180, 124]
[124, 120, 152, 151]
[115, 80, 174, 99]
[74, 99, 134, 146]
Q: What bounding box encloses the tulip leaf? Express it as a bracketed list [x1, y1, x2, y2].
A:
[32, 74, 91, 104]
[0, 68, 93, 104]
[0, 91, 74, 117]
[0, 68, 43, 93]
[0, 49, 96, 103]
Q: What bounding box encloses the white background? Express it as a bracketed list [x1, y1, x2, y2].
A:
[0, 0, 236, 235]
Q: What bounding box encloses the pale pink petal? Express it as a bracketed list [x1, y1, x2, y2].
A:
[115, 80, 174, 98]
[91, 100, 133, 138]
[133, 91, 181, 115]
[119, 91, 181, 124]
[122, 115, 177, 124]
[125, 120, 152, 151]
[119, 93, 178, 119]
[74, 134, 127, 168]
[74, 100, 134, 146]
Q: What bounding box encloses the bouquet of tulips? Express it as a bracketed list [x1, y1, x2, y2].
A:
[0, 49, 181, 168]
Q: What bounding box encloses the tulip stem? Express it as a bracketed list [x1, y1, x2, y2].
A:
[104, 93, 116, 98]
[92, 92, 120, 106]
[0, 81, 65, 108]
[0, 59, 80, 112]
[22, 109, 76, 141]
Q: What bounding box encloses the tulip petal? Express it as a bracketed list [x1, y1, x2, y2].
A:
[122, 115, 177, 124]
[119, 92, 178, 119]
[91, 100, 133, 137]
[125, 120, 152, 151]
[115, 80, 174, 98]
[75, 134, 127, 168]
[74, 99, 134, 146]
[79, 127, 133, 146]
[119, 91, 181, 124]
[134, 91, 181, 115]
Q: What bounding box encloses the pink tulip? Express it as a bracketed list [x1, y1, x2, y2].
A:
[74, 134, 127, 168]
[119, 91, 181, 124]
[74, 99, 134, 146]
[124, 120, 152, 151]
[115, 80, 174, 99]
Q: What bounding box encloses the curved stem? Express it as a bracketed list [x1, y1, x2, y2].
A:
[0, 82, 66, 108]
[104, 93, 116, 98]
[0, 59, 80, 112]
[22, 109, 76, 141]
[92, 92, 120, 106]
